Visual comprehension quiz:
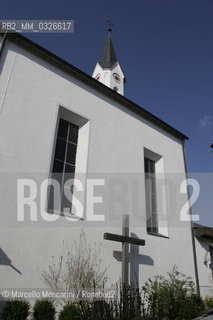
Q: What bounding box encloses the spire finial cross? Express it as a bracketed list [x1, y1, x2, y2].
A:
[107, 20, 113, 31]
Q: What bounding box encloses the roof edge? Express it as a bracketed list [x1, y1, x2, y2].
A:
[193, 223, 213, 240]
[2, 32, 188, 141]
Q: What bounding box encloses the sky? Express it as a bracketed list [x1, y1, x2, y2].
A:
[1, 0, 213, 225]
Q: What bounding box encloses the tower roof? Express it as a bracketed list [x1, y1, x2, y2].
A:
[99, 28, 117, 68]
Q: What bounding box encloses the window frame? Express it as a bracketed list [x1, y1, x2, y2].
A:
[47, 106, 90, 219]
[144, 156, 158, 234]
[144, 148, 169, 238]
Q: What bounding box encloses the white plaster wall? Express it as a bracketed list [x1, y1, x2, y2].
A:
[0, 39, 196, 293]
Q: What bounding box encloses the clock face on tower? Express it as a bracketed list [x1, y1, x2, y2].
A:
[95, 73, 101, 81]
[113, 73, 120, 83]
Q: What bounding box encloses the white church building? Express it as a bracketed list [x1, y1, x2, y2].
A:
[0, 29, 202, 299]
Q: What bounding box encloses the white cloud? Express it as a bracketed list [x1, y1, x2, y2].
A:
[199, 115, 213, 128]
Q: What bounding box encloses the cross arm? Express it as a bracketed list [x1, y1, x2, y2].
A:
[104, 232, 145, 246]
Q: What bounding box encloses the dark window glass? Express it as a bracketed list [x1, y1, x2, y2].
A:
[144, 157, 149, 173]
[52, 159, 64, 173]
[68, 123, 79, 144]
[54, 139, 66, 162]
[58, 119, 69, 140]
[149, 160, 155, 173]
[65, 163, 75, 173]
[210, 247, 213, 276]
[61, 189, 73, 214]
[48, 118, 79, 214]
[66, 142, 77, 165]
[144, 157, 158, 233]
[47, 184, 61, 213]
[64, 163, 75, 180]
[52, 159, 64, 185]
[210, 247, 213, 265]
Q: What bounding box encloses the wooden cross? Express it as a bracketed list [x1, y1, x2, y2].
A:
[104, 215, 145, 288]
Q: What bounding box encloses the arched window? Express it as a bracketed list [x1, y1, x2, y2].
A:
[113, 86, 118, 92]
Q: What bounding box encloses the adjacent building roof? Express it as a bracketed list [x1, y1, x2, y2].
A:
[0, 32, 188, 141]
[99, 28, 117, 68]
[193, 223, 213, 240]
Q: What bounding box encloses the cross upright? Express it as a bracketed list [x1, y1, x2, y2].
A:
[104, 215, 145, 288]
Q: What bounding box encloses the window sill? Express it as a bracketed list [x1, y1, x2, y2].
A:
[47, 210, 84, 220]
[147, 231, 169, 239]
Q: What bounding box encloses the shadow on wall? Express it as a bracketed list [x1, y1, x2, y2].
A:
[113, 232, 154, 287]
[0, 248, 22, 275]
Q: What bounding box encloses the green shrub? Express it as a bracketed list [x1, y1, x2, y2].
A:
[180, 293, 205, 319]
[33, 299, 55, 320]
[205, 296, 213, 310]
[1, 300, 30, 320]
[142, 266, 205, 320]
[58, 303, 81, 320]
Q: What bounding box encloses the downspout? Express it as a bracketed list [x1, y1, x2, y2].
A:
[182, 140, 200, 295]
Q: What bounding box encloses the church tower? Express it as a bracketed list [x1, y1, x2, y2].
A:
[92, 26, 125, 95]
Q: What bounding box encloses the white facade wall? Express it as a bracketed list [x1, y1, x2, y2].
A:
[0, 39, 196, 292]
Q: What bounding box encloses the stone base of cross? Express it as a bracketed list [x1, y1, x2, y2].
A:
[104, 215, 145, 288]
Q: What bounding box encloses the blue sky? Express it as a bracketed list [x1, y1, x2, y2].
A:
[1, 0, 213, 224]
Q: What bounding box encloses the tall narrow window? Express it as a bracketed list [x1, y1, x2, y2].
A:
[144, 157, 158, 233]
[210, 246, 213, 274]
[49, 118, 79, 214]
